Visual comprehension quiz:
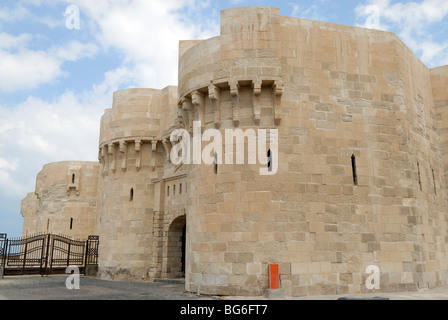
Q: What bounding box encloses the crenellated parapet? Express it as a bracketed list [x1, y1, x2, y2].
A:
[176, 78, 284, 131]
[178, 7, 284, 130]
[99, 137, 161, 174]
[98, 87, 178, 174]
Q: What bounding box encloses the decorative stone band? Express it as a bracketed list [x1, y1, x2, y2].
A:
[178, 77, 283, 132]
[99, 137, 160, 175]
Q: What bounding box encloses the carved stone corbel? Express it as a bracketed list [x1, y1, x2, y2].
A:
[150, 140, 158, 171]
[208, 82, 221, 129]
[162, 138, 172, 162]
[151, 140, 157, 152]
[176, 105, 185, 129]
[272, 80, 283, 125]
[252, 79, 262, 125]
[108, 143, 117, 173]
[135, 140, 142, 171]
[101, 145, 108, 176]
[192, 91, 205, 130]
[181, 97, 193, 132]
[230, 81, 240, 127]
[119, 140, 128, 172]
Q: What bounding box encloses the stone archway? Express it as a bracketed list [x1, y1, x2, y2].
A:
[164, 215, 186, 278]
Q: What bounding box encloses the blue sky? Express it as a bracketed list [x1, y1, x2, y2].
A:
[0, 0, 447, 238]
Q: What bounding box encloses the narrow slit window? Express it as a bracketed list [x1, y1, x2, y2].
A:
[351, 154, 358, 186]
[417, 162, 422, 191]
[267, 149, 272, 172]
[173, 185, 176, 195]
[432, 169, 437, 195]
[72, 174, 75, 184]
[179, 183, 182, 195]
[167, 186, 170, 197]
[130, 188, 134, 201]
[70, 218, 73, 230]
[214, 152, 218, 174]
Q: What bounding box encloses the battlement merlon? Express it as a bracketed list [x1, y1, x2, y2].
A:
[98, 86, 178, 153]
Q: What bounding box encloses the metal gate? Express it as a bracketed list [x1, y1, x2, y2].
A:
[0, 233, 99, 276]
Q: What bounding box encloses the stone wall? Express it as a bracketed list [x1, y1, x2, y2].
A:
[19, 6, 448, 297]
[96, 87, 178, 281]
[21, 161, 99, 240]
[177, 6, 448, 296]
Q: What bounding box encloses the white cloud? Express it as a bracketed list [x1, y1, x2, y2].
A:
[0, 1, 62, 27]
[355, 0, 448, 67]
[0, 158, 19, 171]
[290, 3, 328, 21]
[73, 0, 219, 88]
[0, 4, 29, 23]
[0, 0, 220, 235]
[0, 32, 32, 49]
[0, 32, 99, 93]
[0, 89, 107, 198]
[419, 41, 448, 64]
[52, 41, 99, 62]
[0, 47, 63, 93]
[0, 0, 219, 92]
[0, 171, 26, 198]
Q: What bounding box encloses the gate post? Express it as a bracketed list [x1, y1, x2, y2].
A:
[0, 234, 6, 279]
[43, 234, 51, 275]
[84, 235, 99, 277]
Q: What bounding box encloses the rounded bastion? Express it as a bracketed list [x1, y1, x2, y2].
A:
[176, 6, 448, 296]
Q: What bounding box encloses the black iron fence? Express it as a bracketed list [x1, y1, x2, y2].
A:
[0, 233, 99, 276]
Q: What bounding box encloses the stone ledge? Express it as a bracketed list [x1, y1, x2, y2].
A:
[264, 288, 285, 299]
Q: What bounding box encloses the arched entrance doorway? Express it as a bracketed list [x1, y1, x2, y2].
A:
[165, 215, 186, 278]
[181, 224, 186, 275]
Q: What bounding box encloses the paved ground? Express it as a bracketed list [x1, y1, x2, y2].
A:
[0, 275, 210, 300]
[1, 275, 448, 300]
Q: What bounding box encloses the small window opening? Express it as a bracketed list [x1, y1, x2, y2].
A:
[130, 188, 134, 201]
[214, 152, 218, 174]
[179, 183, 182, 195]
[351, 154, 358, 186]
[432, 169, 437, 195]
[417, 162, 422, 191]
[72, 174, 75, 184]
[267, 149, 272, 172]
[173, 185, 176, 195]
[70, 218, 73, 230]
[167, 186, 170, 197]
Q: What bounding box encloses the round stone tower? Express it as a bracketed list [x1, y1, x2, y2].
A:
[17, 5, 448, 298]
[21, 161, 99, 240]
[97, 88, 164, 280]
[176, 6, 448, 296]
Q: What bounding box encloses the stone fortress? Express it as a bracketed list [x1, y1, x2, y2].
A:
[20, 7, 448, 297]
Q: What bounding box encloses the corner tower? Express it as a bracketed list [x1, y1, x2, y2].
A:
[97, 87, 178, 280]
[21, 161, 100, 239]
[173, 6, 448, 296]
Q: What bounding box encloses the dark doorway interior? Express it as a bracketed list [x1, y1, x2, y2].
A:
[181, 224, 186, 275]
